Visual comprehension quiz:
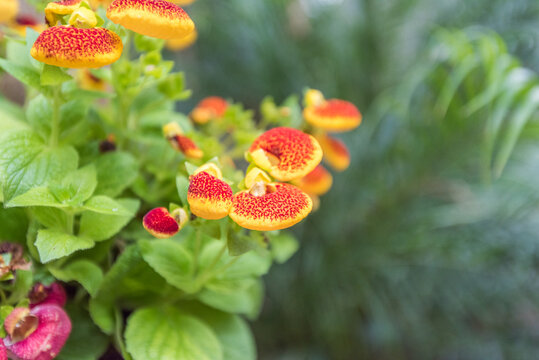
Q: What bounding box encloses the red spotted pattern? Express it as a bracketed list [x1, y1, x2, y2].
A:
[314, 99, 360, 118]
[197, 97, 228, 116]
[250, 127, 317, 172]
[232, 183, 310, 222]
[107, 0, 190, 20]
[32, 26, 122, 60]
[143, 208, 179, 237]
[188, 172, 233, 202]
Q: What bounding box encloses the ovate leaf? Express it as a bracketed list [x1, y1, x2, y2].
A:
[79, 199, 139, 241]
[35, 230, 94, 263]
[125, 306, 223, 360]
[0, 131, 78, 205]
[139, 239, 196, 293]
[94, 152, 138, 197]
[49, 260, 103, 297]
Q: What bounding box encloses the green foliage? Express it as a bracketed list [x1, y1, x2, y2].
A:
[125, 306, 223, 360]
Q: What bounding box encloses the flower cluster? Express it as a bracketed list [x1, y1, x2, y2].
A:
[29, 0, 196, 69]
[0, 0, 360, 358]
[143, 90, 361, 236]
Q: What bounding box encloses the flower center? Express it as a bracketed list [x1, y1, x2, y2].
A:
[8, 312, 39, 343]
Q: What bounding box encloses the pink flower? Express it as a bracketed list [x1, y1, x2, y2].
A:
[28, 283, 67, 308]
[3, 305, 71, 360]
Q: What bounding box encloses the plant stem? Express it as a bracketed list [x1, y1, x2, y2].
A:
[49, 86, 61, 147]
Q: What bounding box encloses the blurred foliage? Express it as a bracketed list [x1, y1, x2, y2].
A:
[171, 0, 539, 359]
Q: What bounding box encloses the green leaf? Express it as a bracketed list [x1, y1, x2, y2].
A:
[91, 245, 175, 334]
[200, 241, 272, 280]
[140, 239, 196, 293]
[50, 165, 97, 206]
[79, 198, 139, 241]
[125, 306, 223, 360]
[7, 270, 33, 303]
[57, 304, 108, 360]
[157, 72, 191, 100]
[82, 195, 132, 215]
[182, 304, 256, 360]
[26, 95, 52, 140]
[41, 64, 73, 86]
[176, 175, 190, 206]
[268, 232, 299, 264]
[0, 131, 78, 205]
[49, 260, 103, 297]
[94, 152, 138, 197]
[31, 207, 69, 231]
[0, 58, 41, 89]
[0, 207, 29, 242]
[7, 187, 63, 208]
[35, 229, 94, 263]
[198, 278, 264, 318]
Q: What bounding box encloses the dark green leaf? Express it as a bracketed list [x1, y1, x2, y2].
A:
[79, 198, 139, 241]
[94, 152, 138, 197]
[49, 260, 103, 297]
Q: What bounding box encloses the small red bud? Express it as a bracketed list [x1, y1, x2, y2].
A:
[143, 207, 180, 239]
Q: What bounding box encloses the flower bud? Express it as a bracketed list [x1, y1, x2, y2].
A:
[143, 207, 180, 239]
[29, 282, 67, 308]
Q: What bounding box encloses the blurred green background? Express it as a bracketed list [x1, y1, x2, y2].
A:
[173, 0, 539, 359]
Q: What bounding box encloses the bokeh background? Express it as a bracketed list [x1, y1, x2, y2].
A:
[172, 0, 539, 359]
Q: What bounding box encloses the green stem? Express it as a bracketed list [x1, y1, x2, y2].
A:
[49, 86, 61, 147]
[0, 289, 7, 305]
[114, 308, 132, 360]
[193, 230, 201, 274]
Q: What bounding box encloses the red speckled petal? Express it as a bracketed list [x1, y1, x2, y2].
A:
[304, 99, 362, 132]
[29, 283, 67, 308]
[143, 207, 180, 238]
[187, 171, 233, 220]
[107, 0, 195, 39]
[316, 133, 351, 171]
[190, 96, 228, 124]
[4, 305, 71, 360]
[292, 165, 333, 196]
[31, 26, 123, 69]
[168, 134, 203, 159]
[249, 127, 322, 181]
[230, 183, 312, 231]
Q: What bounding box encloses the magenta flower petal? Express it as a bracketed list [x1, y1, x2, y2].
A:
[29, 282, 67, 308]
[4, 305, 72, 360]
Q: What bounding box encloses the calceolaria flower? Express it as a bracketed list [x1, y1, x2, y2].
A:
[107, 0, 195, 40]
[0, 0, 18, 24]
[229, 182, 312, 231]
[3, 305, 71, 360]
[45, 0, 83, 27]
[292, 164, 333, 196]
[248, 127, 322, 182]
[166, 29, 197, 51]
[31, 26, 123, 68]
[190, 96, 228, 124]
[29, 282, 67, 308]
[303, 89, 362, 132]
[163, 122, 204, 159]
[0, 243, 31, 280]
[316, 133, 351, 171]
[187, 165, 234, 220]
[78, 69, 107, 91]
[143, 207, 187, 238]
[244, 167, 272, 189]
[11, 15, 45, 37]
